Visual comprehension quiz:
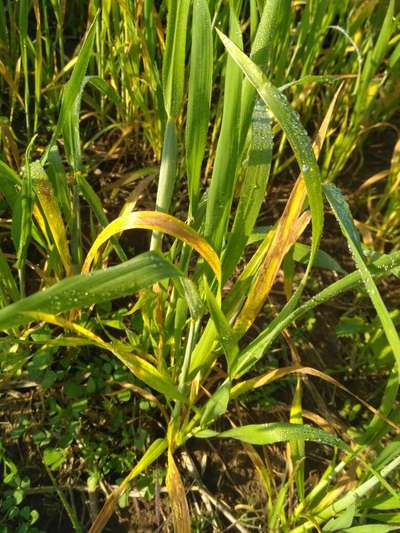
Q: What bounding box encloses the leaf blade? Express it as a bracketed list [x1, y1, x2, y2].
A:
[0, 252, 181, 330]
[82, 211, 221, 282]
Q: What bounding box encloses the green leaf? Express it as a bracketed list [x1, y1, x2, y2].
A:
[162, 0, 190, 118]
[323, 504, 356, 531]
[238, 0, 283, 154]
[204, 7, 243, 252]
[46, 146, 72, 225]
[363, 494, 400, 511]
[204, 281, 238, 374]
[373, 437, 400, 472]
[336, 317, 367, 337]
[16, 137, 36, 272]
[43, 447, 66, 470]
[292, 243, 346, 274]
[217, 28, 323, 279]
[222, 99, 273, 281]
[185, 0, 213, 215]
[343, 526, 399, 533]
[324, 183, 400, 434]
[173, 277, 204, 320]
[32, 160, 72, 276]
[117, 389, 131, 403]
[64, 380, 82, 399]
[86, 75, 121, 106]
[200, 379, 231, 428]
[30, 509, 39, 525]
[18, 0, 31, 134]
[150, 117, 178, 251]
[217, 423, 349, 451]
[13, 488, 23, 505]
[194, 429, 219, 439]
[41, 12, 98, 166]
[0, 252, 182, 330]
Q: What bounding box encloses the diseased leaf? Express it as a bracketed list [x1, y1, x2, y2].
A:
[32, 161, 72, 275]
[166, 450, 191, 533]
[82, 211, 221, 282]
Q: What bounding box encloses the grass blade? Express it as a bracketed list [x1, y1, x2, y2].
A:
[166, 450, 191, 533]
[204, 281, 238, 374]
[46, 146, 72, 226]
[238, 0, 284, 154]
[289, 378, 305, 501]
[204, 7, 243, 251]
[82, 211, 221, 282]
[199, 378, 231, 428]
[217, 29, 323, 275]
[185, 0, 213, 216]
[150, 117, 178, 251]
[18, 0, 30, 135]
[15, 136, 36, 295]
[41, 12, 98, 165]
[222, 99, 273, 282]
[198, 422, 349, 451]
[32, 161, 72, 276]
[324, 183, 400, 380]
[0, 252, 182, 330]
[162, 0, 190, 118]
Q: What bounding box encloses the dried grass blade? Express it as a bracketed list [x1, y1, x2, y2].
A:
[166, 450, 191, 533]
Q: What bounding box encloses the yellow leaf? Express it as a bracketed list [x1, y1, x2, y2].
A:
[234, 210, 310, 334]
[166, 450, 191, 533]
[233, 84, 344, 335]
[32, 162, 72, 276]
[82, 210, 221, 283]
